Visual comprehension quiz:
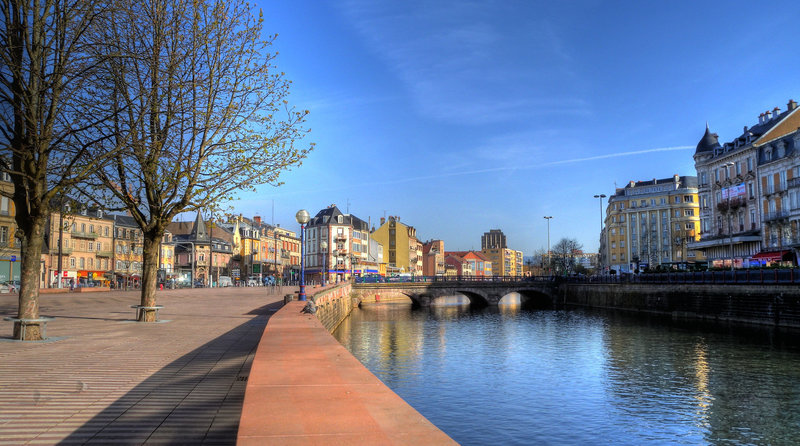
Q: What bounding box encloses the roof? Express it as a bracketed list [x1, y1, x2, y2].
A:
[307, 205, 369, 231]
[695, 123, 720, 154]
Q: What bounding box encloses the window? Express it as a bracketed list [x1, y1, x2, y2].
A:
[684, 196, 693, 203]
[747, 157, 753, 172]
[620, 228, 625, 235]
[735, 161, 741, 175]
[674, 196, 680, 204]
[685, 223, 694, 230]
[0, 226, 6, 244]
[660, 198, 666, 205]
[685, 209, 694, 216]
[620, 241, 625, 248]
[89, 224, 94, 234]
[748, 182, 755, 199]
[714, 169, 719, 182]
[70, 257, 76, 267]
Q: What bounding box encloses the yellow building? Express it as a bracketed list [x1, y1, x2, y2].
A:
[371, 216, 420, 274]
[603, 175, 706, 273]
[481, 248, 523, 276]
[0, 172, 20, 284]
[45, 205, 114, 288]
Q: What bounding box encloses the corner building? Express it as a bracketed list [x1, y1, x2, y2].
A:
[605, 175, 704, 273]
[691, 99, 800, 267]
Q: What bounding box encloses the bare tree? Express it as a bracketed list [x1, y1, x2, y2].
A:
[0, 0, 113, 339]
[551, 238, 583, 275]
[83, 0, 312, 321]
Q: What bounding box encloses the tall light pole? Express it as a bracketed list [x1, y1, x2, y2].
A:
[543, 216, 552, 275]
[295, 209, 310, 301]
[594, 194, 607, 273]
[320, 240, 328, 287]
[724, 162, 735, 271]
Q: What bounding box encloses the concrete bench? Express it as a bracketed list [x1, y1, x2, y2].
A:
[130, 305, 164, 321]
[3, 316, 55, 340]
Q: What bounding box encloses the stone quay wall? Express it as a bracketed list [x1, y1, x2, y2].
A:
[311, 282, 357, 332]
[560, 283, 800, 328]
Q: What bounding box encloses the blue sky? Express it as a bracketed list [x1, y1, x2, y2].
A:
[227, 0, 800, 255]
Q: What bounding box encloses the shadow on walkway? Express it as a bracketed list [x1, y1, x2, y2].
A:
[58, 301, 283, 445]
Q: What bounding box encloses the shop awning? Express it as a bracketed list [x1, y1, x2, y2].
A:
[750, 250, 792, 262]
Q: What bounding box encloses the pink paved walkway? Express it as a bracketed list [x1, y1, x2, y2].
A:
[238, 301, 457, 446]
[0, 286, 289, 445]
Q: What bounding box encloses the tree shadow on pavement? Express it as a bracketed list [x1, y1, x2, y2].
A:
[59, 301, 284, 445]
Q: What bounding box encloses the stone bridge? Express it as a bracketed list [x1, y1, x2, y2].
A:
[351, 279, 559, 308]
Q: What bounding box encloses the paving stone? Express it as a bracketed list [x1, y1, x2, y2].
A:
[0, 287, 286, 444]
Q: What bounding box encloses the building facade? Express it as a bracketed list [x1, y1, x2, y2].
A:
[481, 247, 522, 276]
[604, 175, 705, 273]
[371, 216, 421, 274]
[304, 205, 375, 283]
[481, 229, 507, 250]
[691, 99, 800, 267]
[423, 240, 446, 276]
[0, 172, 20, 284]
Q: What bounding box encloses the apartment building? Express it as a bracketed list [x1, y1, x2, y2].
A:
[371, 215, 421, 275]
[423, 240, 446, 276]
[304, 205, 374, 283]
[0, 172, 20, 284]
[604, 175, 704, 273]
[691, 99, 800, 267]
[481, 247, 522, 276]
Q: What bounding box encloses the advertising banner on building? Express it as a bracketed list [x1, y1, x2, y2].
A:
[721, 183, 746, 200]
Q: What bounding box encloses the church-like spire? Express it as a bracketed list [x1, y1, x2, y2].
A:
[190, 211, 209, 241]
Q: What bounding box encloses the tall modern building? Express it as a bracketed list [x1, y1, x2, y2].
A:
[691, 99, 800, 267]
[481, 229, 507, 250]
[603, 175, 705, 273]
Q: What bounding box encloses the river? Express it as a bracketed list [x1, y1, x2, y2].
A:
[332, 296, 800, 445]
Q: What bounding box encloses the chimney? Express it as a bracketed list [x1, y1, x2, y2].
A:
[380, 217, 385, 226]
[743, 125, 748, 133]
[773, 106, 781, 118]
[788, 99, 798, 111]
[765, 110, 772, 121]
[674, 174, 679, 182]
[759, 113, 765, 124]
[629, 181, 635, 187]
[254, 216, 261, 225]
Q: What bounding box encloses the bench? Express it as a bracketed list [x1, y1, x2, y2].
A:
[130, 305, 164, 321]
[3, 316, 55, 340]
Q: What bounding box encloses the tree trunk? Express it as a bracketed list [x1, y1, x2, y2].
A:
[15, 216, 47, 340]
[138, 233, 161, 322]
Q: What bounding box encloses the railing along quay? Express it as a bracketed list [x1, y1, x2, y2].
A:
[355, 270, 800, 286]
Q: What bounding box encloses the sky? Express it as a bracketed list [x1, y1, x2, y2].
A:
[221, 0, 800, 255]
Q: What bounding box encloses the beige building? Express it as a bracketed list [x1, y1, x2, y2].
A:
[371, 216, 421, 274]
[604, 175, 705, 273]
[692, 99, 800, 267]
[44, 205, 114, 288]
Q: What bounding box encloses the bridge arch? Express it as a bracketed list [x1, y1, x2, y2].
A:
[516, 289, 555, 310]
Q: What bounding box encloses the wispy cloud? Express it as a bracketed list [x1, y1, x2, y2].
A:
[284, 145, 694, 195]
[337, 1, 588, 125]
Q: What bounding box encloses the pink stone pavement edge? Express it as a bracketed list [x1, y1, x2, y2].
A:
[237, 300, 457, 446]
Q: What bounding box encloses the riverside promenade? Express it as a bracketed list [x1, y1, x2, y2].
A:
[0, 286, 288, 445]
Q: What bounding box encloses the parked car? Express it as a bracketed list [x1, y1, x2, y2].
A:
[218, 276, 233, 287]
[246, 276, 259, 287]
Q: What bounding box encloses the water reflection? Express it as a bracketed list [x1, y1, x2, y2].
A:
[334, 303, 800, 446]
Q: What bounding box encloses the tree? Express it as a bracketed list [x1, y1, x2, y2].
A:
[83, 0, 312, 321]
[551, 238, 583, 275]
[0, 0, 114, 339]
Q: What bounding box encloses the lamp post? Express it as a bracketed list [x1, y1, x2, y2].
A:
[594, 194, 607, 273]
[295, 209, 310, 301]
[543, 216, 552, 275]
[320, 240, 327, 287]
[724, 162, 735, 271]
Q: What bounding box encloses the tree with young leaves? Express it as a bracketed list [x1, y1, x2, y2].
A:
[83, 0, 312, 321]
[0, 0, 115, 340]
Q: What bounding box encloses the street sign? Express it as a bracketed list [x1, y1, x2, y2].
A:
[231, 268, 240, 278]
[10, 256, 15, 262]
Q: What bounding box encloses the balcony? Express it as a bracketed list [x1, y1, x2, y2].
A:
[789, 177, 800, 189]
[763, 211, 790, 223]
[71, 230, 98, 239]
[96, 251, 114, 258]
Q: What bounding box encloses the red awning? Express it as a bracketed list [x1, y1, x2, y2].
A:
[750, 250, 791, 262]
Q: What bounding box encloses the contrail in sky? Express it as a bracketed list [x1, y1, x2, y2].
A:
[283, 145, 694, 195]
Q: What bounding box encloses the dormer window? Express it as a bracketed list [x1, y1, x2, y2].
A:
[765, 147, 772, 161]
[337, 215, 343, 224]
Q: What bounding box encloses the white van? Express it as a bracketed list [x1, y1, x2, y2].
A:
[218, 276, 233, 287]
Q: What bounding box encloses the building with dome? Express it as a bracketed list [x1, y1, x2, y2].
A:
[690, 99, 800, 267]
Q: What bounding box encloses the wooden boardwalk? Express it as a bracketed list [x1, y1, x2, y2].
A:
[0, 286, 289, 445]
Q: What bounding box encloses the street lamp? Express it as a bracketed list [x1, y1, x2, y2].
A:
[724, 162, 735, 271]
[320, 240, 328, 287]
[543, 216, 552, 275]
[295, 209, 310, 301]
[594, 194, 607, 273]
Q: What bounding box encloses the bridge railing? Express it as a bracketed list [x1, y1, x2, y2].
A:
[565, 269, 800, 285]
[353, 275, 554, 284]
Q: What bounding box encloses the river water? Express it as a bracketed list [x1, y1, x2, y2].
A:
[332, 297, 800, 445]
